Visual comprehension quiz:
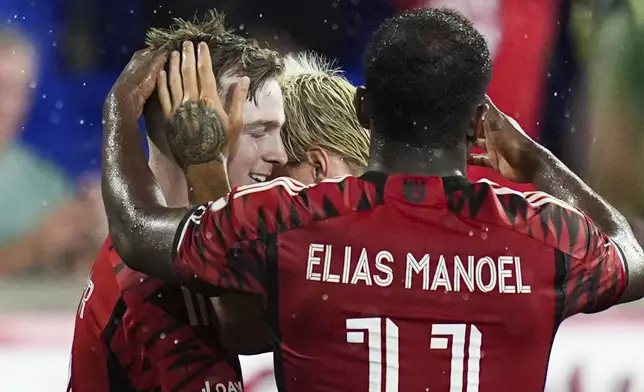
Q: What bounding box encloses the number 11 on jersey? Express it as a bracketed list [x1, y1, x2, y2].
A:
[346, 318, 482, 392]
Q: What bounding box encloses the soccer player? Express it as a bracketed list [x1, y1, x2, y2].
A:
[272, 52, 370, 182]
[102, 8, 644, 392]
[69, 13, 286, 392]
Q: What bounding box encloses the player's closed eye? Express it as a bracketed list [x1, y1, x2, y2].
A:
[249, 131, 267, 139]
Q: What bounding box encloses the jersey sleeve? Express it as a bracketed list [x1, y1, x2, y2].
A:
[563, 213, 628, 317]
[171, 192, 269, 298]
[171, 177, 314, 297]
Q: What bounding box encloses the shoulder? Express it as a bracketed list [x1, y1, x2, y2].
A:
[468, 179, 592, 259]
[218, 175, 377, 241]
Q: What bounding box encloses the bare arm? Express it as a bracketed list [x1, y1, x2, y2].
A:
[532, 147, 644, 303]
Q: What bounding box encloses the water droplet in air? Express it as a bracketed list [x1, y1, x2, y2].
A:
[79, 119, 85, 125]
[174, 339, 179, 344]
[468, 231, 474, 236]
[29, 81, 36, 89]
[322, 294, 328, 301]
[160, 332, 166, 339]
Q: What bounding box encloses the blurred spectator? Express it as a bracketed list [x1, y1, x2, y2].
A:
[0, 27, 106, 277]
[584, 0, 644, 241]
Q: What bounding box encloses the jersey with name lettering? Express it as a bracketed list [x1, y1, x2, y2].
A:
[69, 237, 243, 392]
[172, 172, 627, 392]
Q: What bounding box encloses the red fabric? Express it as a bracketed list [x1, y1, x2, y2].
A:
[393, 0, 559, 191]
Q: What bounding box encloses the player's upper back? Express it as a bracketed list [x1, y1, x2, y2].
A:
[196, 171, 626, 323]
[176, 172, 627, 391]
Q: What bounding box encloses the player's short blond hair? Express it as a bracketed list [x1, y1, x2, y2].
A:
[146, 11, 283, 102]
[280, 52, 370, 174]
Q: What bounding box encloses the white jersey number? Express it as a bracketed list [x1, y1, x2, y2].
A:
[346, 318, 482, 392]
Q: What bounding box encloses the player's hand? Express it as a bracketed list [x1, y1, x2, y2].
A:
[157, 41, 249, 165]
[468, 96, 541, 183]
[107, 48, 168, 120]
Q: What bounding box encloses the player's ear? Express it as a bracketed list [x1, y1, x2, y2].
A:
[354, 86, 371, 130]
[305, 148, 329, 183]
[469, 102, 489, 144]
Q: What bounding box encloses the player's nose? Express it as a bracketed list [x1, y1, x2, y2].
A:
[263, 134, 288, 166]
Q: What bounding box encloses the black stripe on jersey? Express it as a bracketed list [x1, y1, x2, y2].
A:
[541, 248, 569, 391]
[103, 298, 136, 392]
[171, 205, 203, 262]
[359, 171, 388, 205]
[552, 249, 568, 330]
[264, 233, 288, 392]
[113, 260, 127, 276]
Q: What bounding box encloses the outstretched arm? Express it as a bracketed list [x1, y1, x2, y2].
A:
[102, 42, 247, 282]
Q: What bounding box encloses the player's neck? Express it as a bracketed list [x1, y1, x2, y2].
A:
[366, 140, 467, 177]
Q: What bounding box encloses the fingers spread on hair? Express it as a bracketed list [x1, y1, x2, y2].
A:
[157, 70, 172, 118]
[181, 41, 198, 101]
[169, 51, 182, 110]
[197, 42, 219, 108]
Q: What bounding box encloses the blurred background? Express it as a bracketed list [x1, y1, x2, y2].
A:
[0, 0, 643, 390]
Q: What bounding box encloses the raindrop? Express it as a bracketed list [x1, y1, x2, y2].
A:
[553, 92, 558, 97]
[239, 24, 245, 31]
[468, 231, 474, 237]
[49, 111, 61, 124]
[322, 294, 328, 301]
[79, 119, 85, 125]
[174, 339, 179, 344]
[29, 81, 36, 89]
[331, 23, 339, 30]
[160, 332, 166, 339]
[41, 94, 47, 99]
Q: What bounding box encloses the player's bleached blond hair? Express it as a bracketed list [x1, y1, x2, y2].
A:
[146, 11, 283, 102]
[280, 52, 370, 174]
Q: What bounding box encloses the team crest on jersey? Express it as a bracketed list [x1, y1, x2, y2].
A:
[403, 178, 426, 203]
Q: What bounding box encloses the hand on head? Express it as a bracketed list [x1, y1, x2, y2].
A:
[107, 41, 249, 167]
[157, 41, 249, 166]
[468, 96, 542, 183]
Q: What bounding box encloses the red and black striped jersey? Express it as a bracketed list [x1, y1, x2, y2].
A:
[173, 172, 627, 392]
[70, 237, 243, 392]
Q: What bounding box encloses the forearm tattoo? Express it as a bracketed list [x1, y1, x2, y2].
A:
[166, 100, 228, 166]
